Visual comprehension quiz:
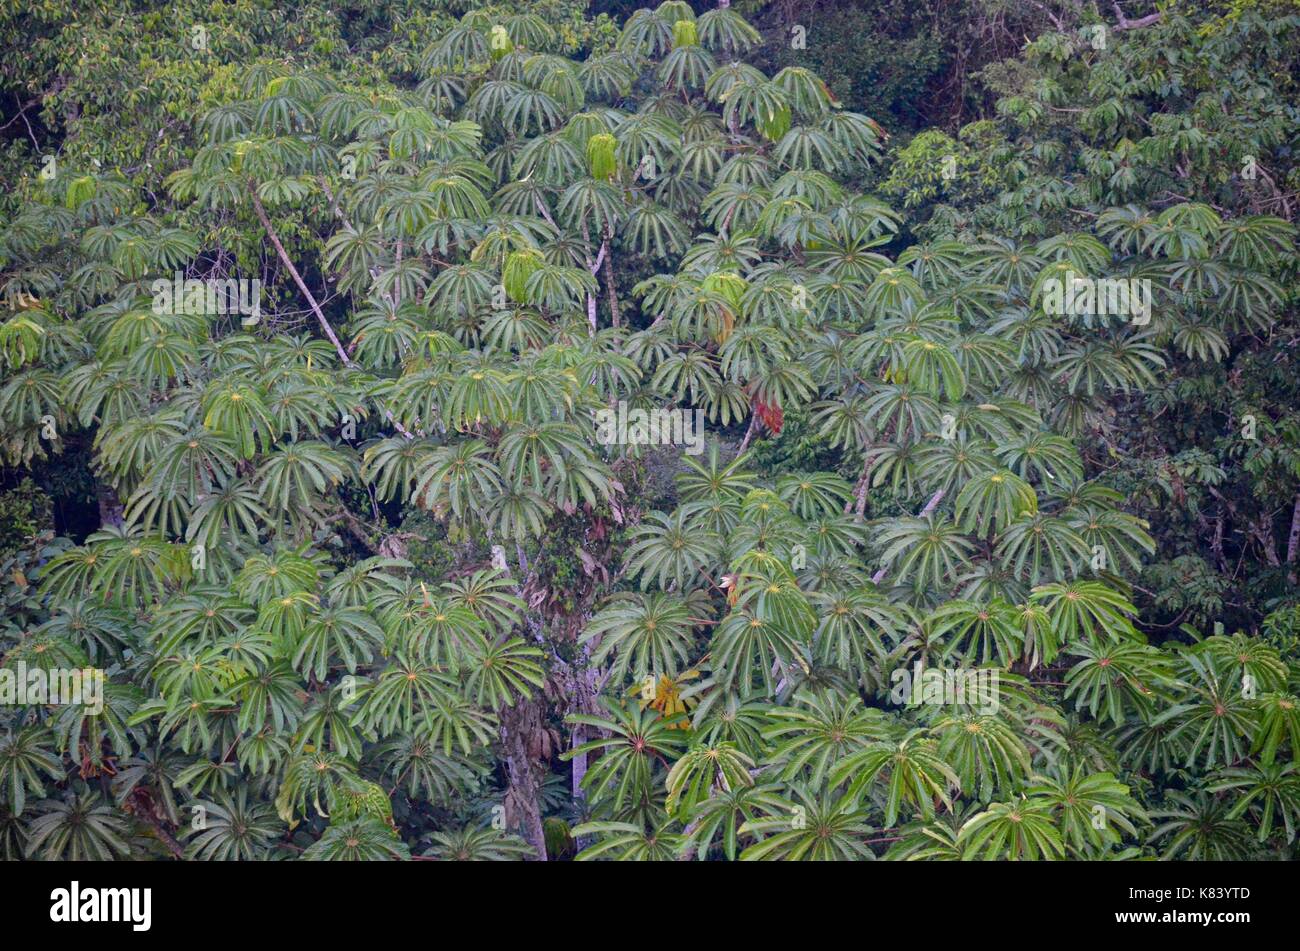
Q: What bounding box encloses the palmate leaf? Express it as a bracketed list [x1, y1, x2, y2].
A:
[901, 337, 966, 400]
[445, 363, 514, 430]
[35, 602, 129, 659]
[0, 727, 63, 814]
[762, 692, 889, 786]
[184, 788, 283, 861]
[461, 636, 545, 708]
[677, 442, 756, 504]
[874, 515, 974, 591]
[1011, 600, 1056, 668]
[861, 383, 941, 444]
[87, 529, 189, 607]
[775, 124, 846, 172]
[1198, 631, 1289, 693]
[98, 410, 188, 483]
[680, 782, 785, 861]
[727, 549, 816, 640]
[302, 817, 409, 861]
[621, 510, 719, 591]
[1065, 508, 1154, 573]
[927, 599, 1023, 667]
[1153, 652, 1257, 771]
[931, 711, 1033, 802]
[774, 472, 853, 518]
[1148, 791, 1254, 861]
[351, 654, 459, 737]
[572, 820, 685, 861]
[257, 440, 352, 516]
[290, 606, 384, 681]
[51, 682, 143, 767]
[379, 590, 482, 671]
[913, 435, 998, 500]
[524, 262, 597, 312]
[995, 514, 1091, 585]
[148, 642, 233, 702]
[582, 593, 696, 683]
[423, 826, 533, 861]
[201, 381, 277, 459]
[441, 569, 526, 634]
[1030, 580, 1139, 647]
[234, 549, 321, 605]
[712, 608, 800, 691]
[828, 729, 958, 827]
[658, 43, 715, 92]
[295, 684, 365, 759]
[561, 700, 687, 814]
[1027, 762, 1144, 855]
[884, 807, 979, 861]
[955, 469, 1037, 536]
[625, 201, 689, 259]
[324, 557, 412, 610]
[808, 586, 909, 675]
[419, 695, 499, 758]
[414, 441, 504, 520]
[25, 793, 129, 861]
[804, 513, 869, 560]
[0, 313, 48, 368]
[664, 741, 755, 819]
[739, 783, 875, 861]
[696, 5, 761, 53]
[496, 421, 597, 497]
[1251, 692, 1300, 765]
[578, 54, 638, 101]
[1063, 640, 1171, 725]
[1207, 761, 1300, 844]
[484, 484, 553, 540]
[371, 733, 479, 803]
[557, 177, 624, 235]
[958, 797, 1065, 860]
[129, 693, 232, 756]
[618, 7, 674, 57]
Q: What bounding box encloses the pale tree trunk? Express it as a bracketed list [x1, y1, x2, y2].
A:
[250, 186, 415, 440]
[250, 187, 352, 367]
[569, 662, 597, 800]
[570, 726, 587, 801]
[850, 450, 875, 519]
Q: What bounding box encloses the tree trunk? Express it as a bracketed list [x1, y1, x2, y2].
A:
[1255, 514, 1281, 566]
[738, 412, 760, 452]
[601, 226, 620, 327]
[251, 186, 415, 440]
[1286, 493, 1300, 583]
[850, 447, 879, 519]
[250, 188, 353, 367]
[499, 698, 548, 861]
[96, 481, 123, 528]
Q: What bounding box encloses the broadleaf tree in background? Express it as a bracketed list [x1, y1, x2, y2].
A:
[0, 0, 1297, 861]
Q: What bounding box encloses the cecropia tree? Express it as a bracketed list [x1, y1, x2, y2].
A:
[0, 1, 1297, 862]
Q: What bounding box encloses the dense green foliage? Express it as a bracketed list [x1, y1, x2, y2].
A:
[1, 0, 1298, 861]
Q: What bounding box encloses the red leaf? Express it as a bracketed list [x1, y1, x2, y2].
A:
[753, 396, 784, 435]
